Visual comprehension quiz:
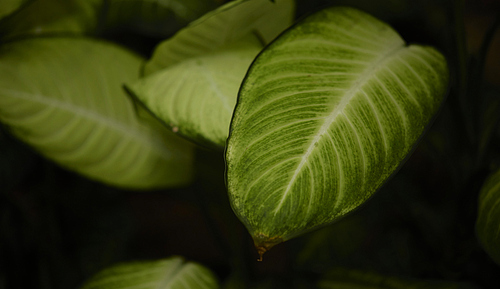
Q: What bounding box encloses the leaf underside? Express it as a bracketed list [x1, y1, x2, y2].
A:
[226, 6, 448, 253]
[476, 169, 500, 265]
[80, 257, 219, 289]
[0, 38, 193, 189]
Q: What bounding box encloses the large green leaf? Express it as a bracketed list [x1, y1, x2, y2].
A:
[0, 0, 30, 21]
[80, 256, 219, 289]
[128, 34, 262, 149]
[226, 6, 448, 256]
[318, 268, 476, 289]
[144, 0, 295, 75]
[476, 168, 500, 264]
[0, 0, 102, 40]
[0, 38, 193, 189]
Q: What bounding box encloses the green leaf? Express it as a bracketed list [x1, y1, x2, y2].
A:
[128, 34, 263, 149]
[80, 256, 219, 289]
[476, 168, 500, 265]
[226, 6, 448, 256]
[103, 0, 219, 37]
[0, 37, 193, 189]
[0, 0, 101, 40]
[128, 0, 294, 148]
[318, 268, 477, 289]
[144, 0, 295, 75]
[0, 0, 30, 21]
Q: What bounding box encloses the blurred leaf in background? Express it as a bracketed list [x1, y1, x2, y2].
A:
[80, 256, 220, 289]
[0, 0, 31, 21]
[0, 0, 102, 40]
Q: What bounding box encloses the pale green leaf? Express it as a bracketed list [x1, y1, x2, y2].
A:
[476, 168, 500, 265]
[103, 0, 219, 37]
[226, 6, 448, 255]
[0, 0, 30, 21]
[0, 38, 194, 189]
[0, 0, 101, 40]
[319, 268, 477, 289]
[128, 34, 262, 148]
[80, 256, 219, 289]
[144, 0, 295, 75]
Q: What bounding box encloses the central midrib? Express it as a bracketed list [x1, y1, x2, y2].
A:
[1, 89, 176, 160]
[273, 43, 405, 213]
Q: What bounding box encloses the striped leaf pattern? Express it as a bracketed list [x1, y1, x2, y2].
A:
[80, 257, 219, 289]
[0, 38, 194, 189]
[143, 0, 295, 75]
[226, 6, 448, 255]
[476, 169, 500, 265]
[128, 35, 263, 148]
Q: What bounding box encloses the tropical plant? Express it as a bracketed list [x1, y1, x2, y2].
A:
[1, 0, 499, 288]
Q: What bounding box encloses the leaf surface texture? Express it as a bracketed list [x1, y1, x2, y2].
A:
[226, 6, 449, 251]
[129, 35, 262, 148]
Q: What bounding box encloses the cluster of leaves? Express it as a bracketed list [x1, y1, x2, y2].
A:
[1, 0, 500, 289]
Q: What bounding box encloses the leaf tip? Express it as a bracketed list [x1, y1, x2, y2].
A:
[253, 233, 283, 261]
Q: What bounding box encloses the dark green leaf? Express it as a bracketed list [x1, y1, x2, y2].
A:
[0, 0, 101, 40]
[0, 0, 30, 21]
[476, 168, 500, 265]
[103, 0, 219, 37]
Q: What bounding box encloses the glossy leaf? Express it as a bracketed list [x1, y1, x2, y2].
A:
[319, 268, 477, 289]
[103, 0, 219, 37]
[144, 0, 295, 75]
[0, 0, 101, 40]
[80, 256, 219, 289]
[0, 38, 193, 189]
[226, 6, 448, 256]
[0, 0, 30, 21]
[128, 35, 262, 148]
[476, 168, 500, 264]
